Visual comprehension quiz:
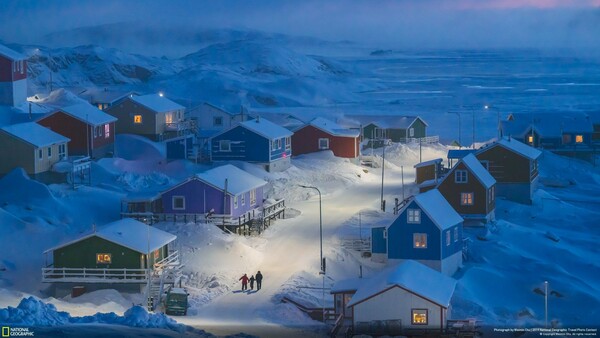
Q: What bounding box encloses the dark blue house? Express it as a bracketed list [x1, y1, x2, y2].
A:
[210, 117, 293, 172]
[371, 189, 464, 276]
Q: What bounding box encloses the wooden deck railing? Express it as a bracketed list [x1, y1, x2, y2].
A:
[42, 267, 149, 283]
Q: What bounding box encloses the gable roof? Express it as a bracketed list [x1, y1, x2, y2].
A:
[197, 164, 267, 195]
[51, 103, 117, 126]
[414, 158, 443, 169]
[78, 89, 136, 105]
[302, 117, 360, 137]
[238, 117, 293, 140]
[345, 115, 428, 129]
[0, 44, 25, 61]
[331, 277, 362, 294]
[1, 122, 69, 148]
[164, 164, 267, 196]
[478, 137, 541, 160]
[130, 94, 185, 113]
[409, 189, 463, 230]
[459, 153, 496, 189]
[347, 260, 457, 308]
[45, 218, 176, 254]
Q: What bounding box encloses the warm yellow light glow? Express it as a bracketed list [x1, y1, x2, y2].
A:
[576, 135, 583, 143]
[96, 253, 111, 264]
[134, 115, 142, 124]
[412, 310, 427, 324]
[528, 135, 533, 144]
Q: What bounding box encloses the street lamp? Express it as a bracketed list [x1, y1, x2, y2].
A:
[298, 184, 325, 321]
[484, 105, 501, 140]
[448, 111, 462, 148]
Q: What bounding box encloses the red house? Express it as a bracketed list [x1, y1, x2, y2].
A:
[37, 103, 117, 158]
[0, 44, 27, 107]
[292, 117, 360, 159]
[437, 153, 497, 224]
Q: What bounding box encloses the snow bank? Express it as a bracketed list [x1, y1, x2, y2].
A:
[0, 297, 185, 332]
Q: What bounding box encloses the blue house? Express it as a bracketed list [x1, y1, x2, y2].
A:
[160, 164, 267, 220]
[371, 189, 464, 276]
[210, 117, 293, 172]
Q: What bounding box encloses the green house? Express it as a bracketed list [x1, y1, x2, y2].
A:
[361, 115, 428, 143]
[43, 218, 177, 284]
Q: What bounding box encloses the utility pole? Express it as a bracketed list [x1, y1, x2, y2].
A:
[545, 281, 549, 328]
[381, 140, 385, 211]
[401, 166, 405, 200]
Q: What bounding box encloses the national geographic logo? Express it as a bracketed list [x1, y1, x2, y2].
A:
[1, 327, 35, 337]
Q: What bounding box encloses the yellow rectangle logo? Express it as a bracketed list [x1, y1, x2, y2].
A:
[1, 327, 9, 337]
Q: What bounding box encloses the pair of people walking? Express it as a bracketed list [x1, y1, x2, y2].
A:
[239, 271, 263, 291]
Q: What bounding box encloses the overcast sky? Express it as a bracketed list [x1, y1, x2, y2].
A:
[0, 0, 598, 49]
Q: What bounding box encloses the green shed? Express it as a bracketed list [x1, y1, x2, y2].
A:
[42, 218, 177, 284]
[361, 115, 428, 143]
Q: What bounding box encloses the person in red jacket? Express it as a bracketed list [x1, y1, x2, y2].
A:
[239, 273, 249, 291]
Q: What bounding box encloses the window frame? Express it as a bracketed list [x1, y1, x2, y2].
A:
[58, 144, 66, 159]
[233, 195, 238, 209]
[241, 193, 245, 206]
[455, 170, 468, 183]
[47, 147, 52, 158]
[446, 231, 451, 246]
[461, 192, 474, 206]
[318, 138, 330, 150]
[409, 127, 414, 137]
[575, 135, 583, 143]
[454, 227, 459, 242]
[133, 114, 143, 124]
[213, 116, 223, 127]
[407, 209, 421, 224]
[105, 124, 110, 138]
[38, 149, 43, 160]
[411, 309, 428, 325]
[219, 140, 231, 152]
[413, 233, 427, 249]
[250, 189, 256, 205]
[172, 196, 186, 210]
[96, 253, 112, 264]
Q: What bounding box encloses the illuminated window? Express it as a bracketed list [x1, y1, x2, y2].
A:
[411, 309, 428, 325]
[461, 192, 474, 206]
[407, 209, 421, 223]
[250, 189, 256, 205]
[454, 227, 459, 242]
[319, 138, 329, 150]
[172, 196, 185, 210]
[413, 233, 427, 248]
[165, 113, 173, 124]
[154, 249, 160, 260]
[455, 170, 468, 183]
[96, 253, 111, 264]
[528, 135, 534, 144]
[134, 115, 142, 124]
[105, 124, 110, 138]
[575, 135, 583, 143]
[446, 231, 451, 246]
[219, 140, 231, 152]
[98, 104, 103, 110]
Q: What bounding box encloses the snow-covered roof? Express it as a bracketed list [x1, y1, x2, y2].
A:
[460, 153, 496, 189]
[169, 288, 187, 295]
[78, 89, 136, 104]
[305, 117, 360, 137]
[331, 277, 362, 293]
[414, 158, 443, 168]
[0, 44, 25, 61]
[447, 149, 475, 159]
[478, 137, 542, 160]
[344, 115, 428, 129]
[53, 103, 117, 126]
[258, 112, 305, 130]
[347, 260, 457, 308]
[501, 112, 593, 138]
[0, 122, 69, 148]
[410, 189, 463, 230]
[197, 165, 267, 195]
[46, 218, 176, 254]
[131, 94, 185, 113]
[239, 117, 293, 140]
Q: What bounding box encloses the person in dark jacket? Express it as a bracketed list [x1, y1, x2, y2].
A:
[249, 275, 255, 290]
[255, 271, 263, 290]
[239, 273, 249, 291]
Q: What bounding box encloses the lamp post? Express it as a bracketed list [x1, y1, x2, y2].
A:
[544, 281, 549, 328]
[484, 105, 501, 139]
[298, 185, 325, 321]
[448, 111, 462, 148]
[470, 107, 476, 149]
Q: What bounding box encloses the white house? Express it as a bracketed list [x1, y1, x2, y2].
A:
[345, 260, 457, 336]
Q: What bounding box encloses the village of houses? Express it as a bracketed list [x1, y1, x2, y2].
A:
[0, 42, 599, 338]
